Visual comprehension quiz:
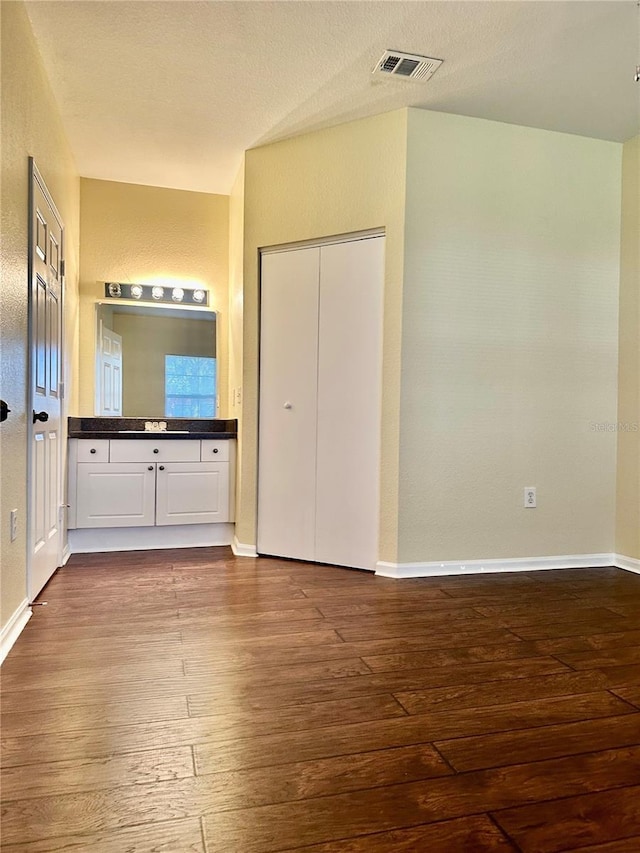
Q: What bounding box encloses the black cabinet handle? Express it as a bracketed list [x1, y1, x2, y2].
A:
[0, 400, 10, 422]
[153, 448, 159, 454]
[90, 448, 97, 454]
[213, 448, 219, 453]
[33, 410, 49, 423]
[159, 465, 165, 471]
[147, 465, 154, 471]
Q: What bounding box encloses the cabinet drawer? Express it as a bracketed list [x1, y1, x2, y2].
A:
[200, 439, 230, 462]
[77, 440, 110, 463]
[109, 439, 200, 464]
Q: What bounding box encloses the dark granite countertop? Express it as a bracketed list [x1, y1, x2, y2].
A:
[68, 417, 237, 440]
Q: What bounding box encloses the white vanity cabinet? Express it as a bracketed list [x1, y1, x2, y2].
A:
[68, 438, 235, 538]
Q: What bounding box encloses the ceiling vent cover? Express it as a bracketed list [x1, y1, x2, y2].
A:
[372, 50, 443, 82]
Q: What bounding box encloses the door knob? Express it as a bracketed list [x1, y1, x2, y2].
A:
[159, 465, 165, 471]
[0, 400, 10, 422]
[283, 402, 292, 409]
[147, 465, 154, 471]
[33, 410, 49, 423]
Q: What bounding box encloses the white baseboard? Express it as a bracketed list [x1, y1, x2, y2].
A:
[231, 536, 258, 558]
[614, 554, 640, 575]
[68, 523, 234, 554]
[1, 599, 32, 664]
[61, 543, 71, 566]
[375, 553, 615, 579]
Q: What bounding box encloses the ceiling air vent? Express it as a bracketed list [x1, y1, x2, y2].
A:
[372, 50, 443, 83]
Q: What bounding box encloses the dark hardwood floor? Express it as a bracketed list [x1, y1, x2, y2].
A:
[2, 549, 640, 852]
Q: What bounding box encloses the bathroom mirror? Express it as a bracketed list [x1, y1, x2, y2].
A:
[95, 301, 217, 418]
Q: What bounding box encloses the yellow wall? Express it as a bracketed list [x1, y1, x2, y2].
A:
[228, 160, 245, 419]
[238, 111, 408, 557]
[228, 161, 245, 521]
[110, 313, 216, 416]
[400, 109, 622, 562]
[0, 1, 80, 627]
[616, 134, 640, 561]
[78, 179, 229, 416]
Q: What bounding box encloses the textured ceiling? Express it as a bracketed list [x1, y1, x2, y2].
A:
[25, 1, 640, 195]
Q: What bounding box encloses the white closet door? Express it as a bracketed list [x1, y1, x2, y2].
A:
[315, 237, 384, 570]
[258, 247, 320, 561]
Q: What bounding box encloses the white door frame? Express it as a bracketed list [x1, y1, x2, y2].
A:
[27, 158, 67, 599]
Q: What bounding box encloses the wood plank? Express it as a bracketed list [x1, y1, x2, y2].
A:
[491, 784, 640, 852]
[0, 818, 205, 852]
[0, 695, 189, 737]
[436, 711, 640, 771]
[362, 642, 555, 672]
[567, 840, 640, 853]
[183, 655, 371, 682]
[1, 747, 195, 800]
[394, 670, 607, 715]
[598, 665, 640, 688]
[278, 814, 516, 852]
[509, 619, 640, 640]
[554, 647, 640, 670]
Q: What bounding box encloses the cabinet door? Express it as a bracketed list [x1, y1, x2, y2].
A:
[258, 247, 320, 561]
[76, 463, 155, 528]
[156, 462, 229, 525]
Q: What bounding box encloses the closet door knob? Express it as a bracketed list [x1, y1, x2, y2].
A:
[159, 465, 165, 471]
[90, 448, 97, 454]
[153, 448, 159, 454]
[283, 402, 292, 409]
[147, 466, 154, 471]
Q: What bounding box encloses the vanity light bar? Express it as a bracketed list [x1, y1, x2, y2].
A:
[104, 282, 209, 306]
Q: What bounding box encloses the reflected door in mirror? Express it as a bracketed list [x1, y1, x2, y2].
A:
[97, 322, 123, 415]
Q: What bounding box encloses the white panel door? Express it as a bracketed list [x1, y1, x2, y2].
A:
[315, 237, 384, 570]
[76, 463, 156, 528]
[97, 324, 123, 416]
[29, 164, 64, 600]
[258, 248, 320, 561]
[156, 462, 229, 525]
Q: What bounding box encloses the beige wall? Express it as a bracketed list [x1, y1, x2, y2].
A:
[238, 111, 408, 556]
[228, 161, 245, 519]
[616, 134, 640, 560]
[0, 1, 80, 627]
[110, 313, 216, 416]
[399, 109, 622, 562]
[79, 179, 229, 416]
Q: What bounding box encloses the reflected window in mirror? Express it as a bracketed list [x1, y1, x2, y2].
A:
[165, 355, 217, 418]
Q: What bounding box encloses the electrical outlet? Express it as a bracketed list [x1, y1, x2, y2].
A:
[10, 509, 18, 541]
[524, 487, 536, 508]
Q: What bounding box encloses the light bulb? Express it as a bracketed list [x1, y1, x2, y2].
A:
[172, 288, 184, 302]
[193, 289, 206, 303]
[151, 286, 164, 300]
[108, 282, 121, 298]
[130, 285, 143, 299]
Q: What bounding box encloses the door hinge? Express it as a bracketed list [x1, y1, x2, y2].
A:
[60, 381, 65, 399]
[60, 259, 65, 277]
